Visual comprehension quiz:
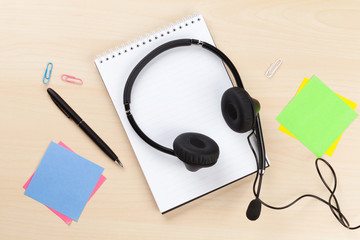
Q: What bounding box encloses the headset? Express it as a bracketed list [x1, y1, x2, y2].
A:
[123, 38, 359, 229]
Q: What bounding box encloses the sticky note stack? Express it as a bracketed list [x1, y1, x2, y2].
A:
[276, 75, 358, 157]
[23, 141, 106, 224]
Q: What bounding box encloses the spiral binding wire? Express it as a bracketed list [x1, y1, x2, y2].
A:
[95, 13, 202, 64]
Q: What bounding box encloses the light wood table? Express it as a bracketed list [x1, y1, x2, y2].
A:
[1, 0, 360, 239]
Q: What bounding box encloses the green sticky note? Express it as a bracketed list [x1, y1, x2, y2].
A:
[276, 76, 358, 157]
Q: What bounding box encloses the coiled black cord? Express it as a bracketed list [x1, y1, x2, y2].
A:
[247, 130, 359, 230]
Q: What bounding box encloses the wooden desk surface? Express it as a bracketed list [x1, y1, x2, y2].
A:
[1, 0, 360, 239]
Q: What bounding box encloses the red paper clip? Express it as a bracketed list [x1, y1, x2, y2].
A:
[61, 74, 83, 85]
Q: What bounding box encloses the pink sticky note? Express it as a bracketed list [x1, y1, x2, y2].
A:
[23, 142, 106, 225]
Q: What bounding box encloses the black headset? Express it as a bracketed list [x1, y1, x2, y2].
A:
[123, 38, 265, 173]
[123, 38, 359, 229]
[123, 38, 266, 220]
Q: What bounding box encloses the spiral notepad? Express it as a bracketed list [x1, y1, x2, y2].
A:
[95, 14, 258, 213]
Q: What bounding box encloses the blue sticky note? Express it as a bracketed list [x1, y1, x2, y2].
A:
[25, 142, 104, 221]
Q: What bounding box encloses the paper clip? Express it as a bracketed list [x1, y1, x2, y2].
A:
[265, 59, 282, 78]
[43, 62, 53, 84]
[61, 74, 83, 85]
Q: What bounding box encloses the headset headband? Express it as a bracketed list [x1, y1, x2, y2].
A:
[124, 39, 243, 106]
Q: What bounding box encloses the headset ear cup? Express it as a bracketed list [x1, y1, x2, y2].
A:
[221, 87, 260, 133]
[173, 133, 219, 167]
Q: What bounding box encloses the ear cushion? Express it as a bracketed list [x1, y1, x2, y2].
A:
[173, 132, 219, 167]
[221, 87, 256, 133]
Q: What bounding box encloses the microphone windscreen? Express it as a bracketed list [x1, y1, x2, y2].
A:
[246, 199, 262, 221]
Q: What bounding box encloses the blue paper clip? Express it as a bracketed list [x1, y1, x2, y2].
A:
[43, 62, 53, 84]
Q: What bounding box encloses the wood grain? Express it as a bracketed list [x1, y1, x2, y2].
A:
[1, 0, 360, 239]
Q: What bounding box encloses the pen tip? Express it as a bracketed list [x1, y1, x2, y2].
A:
[115, 159, 124, 167]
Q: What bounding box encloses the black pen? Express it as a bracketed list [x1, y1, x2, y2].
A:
[47, 88, 123, 167]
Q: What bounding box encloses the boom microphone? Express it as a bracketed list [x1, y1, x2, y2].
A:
[246, 198, 262, 221]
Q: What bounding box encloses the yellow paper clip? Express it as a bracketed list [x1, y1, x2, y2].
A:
[265, 59, 282, 78]
[61, 74, 83, 85]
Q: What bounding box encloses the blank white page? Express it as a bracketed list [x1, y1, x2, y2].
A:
[95, 14, 258, 213]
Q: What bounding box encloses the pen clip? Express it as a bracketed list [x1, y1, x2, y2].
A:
[50, 95, 71, 119]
